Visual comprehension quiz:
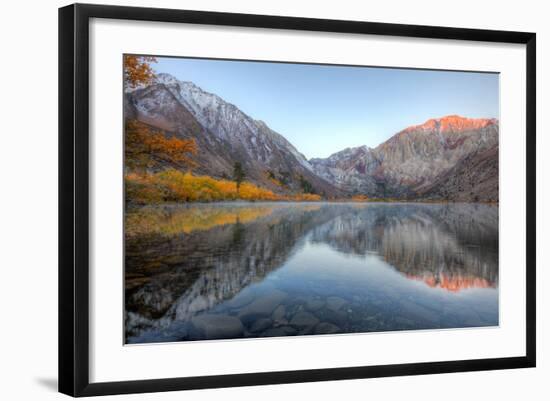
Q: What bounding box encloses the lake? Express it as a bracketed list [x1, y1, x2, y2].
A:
[125, 202, 499, 344]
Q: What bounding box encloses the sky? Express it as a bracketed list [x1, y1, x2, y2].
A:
[153, 56, 499, 160]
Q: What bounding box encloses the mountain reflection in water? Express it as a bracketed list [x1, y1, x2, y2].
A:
[125, 202, 498, 343]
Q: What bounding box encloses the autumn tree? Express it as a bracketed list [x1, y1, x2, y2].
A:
[124, 55, 157, 88]
[125, 119, 197, 172]
[232, 161, 246, 193]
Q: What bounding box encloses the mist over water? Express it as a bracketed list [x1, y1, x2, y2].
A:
[125, 202, 498, 344]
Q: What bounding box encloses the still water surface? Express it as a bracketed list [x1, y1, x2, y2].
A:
[125, 202, 498, 343]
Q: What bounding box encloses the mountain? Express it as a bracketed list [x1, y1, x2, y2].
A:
[125, 73, 498, 202]
[417, 144, 499, 202]
[310, 146, 381, 195]
[310, 115, 499, 201]
[125, 73, 342, 197]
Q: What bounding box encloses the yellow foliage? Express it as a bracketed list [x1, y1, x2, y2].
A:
[125, 170, 323, 204]
[351, 194, 370, 202]
[125, 205, 274, 238]
[292, 193, 322, 201]
[237, 182, 284, 201]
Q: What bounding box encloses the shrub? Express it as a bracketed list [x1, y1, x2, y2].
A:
[125, 170, 300, 203]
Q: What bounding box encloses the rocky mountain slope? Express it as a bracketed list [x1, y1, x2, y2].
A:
[125, 73, 342, 197]
[310, 146, 381, 195]
[417, 145, 499, 202]
[125, 73, 498, 202]
[310, 115, 499, 201]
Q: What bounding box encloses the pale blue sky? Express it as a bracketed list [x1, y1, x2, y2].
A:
[153, 57, 499, 159]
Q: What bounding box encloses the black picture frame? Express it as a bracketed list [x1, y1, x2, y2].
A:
[59, 3, 536, 397]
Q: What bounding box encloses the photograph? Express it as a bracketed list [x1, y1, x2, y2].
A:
[123, 55, 500, 344]
[0, 0, 541, 398]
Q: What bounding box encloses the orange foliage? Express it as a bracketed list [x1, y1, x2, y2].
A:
[292, 193, 322, 201]
[124, 55, 157, 88]
[125, 170, 323, 204]
[125, 119, 197, 171]
[351, 194, 370, 202]
[126, 205, 275, 238]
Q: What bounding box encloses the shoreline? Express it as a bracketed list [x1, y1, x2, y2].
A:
[126, 199, 499, 208]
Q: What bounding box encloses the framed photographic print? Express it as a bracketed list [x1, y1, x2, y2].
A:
[58, 3, 536, 397]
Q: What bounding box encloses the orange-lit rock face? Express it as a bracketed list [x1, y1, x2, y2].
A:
[406, 272, 496, 292]
[403, 115, 497, 135]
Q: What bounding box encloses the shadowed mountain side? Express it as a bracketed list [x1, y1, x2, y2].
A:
[417, 145, 499, 202]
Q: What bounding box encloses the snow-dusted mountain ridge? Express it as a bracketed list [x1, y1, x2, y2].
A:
[125, 73, 499, 201]
[125, 73, 339, 195]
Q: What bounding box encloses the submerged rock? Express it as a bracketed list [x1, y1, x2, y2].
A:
[191, 314, 244, 339]
[314, 322, 341, 335]
[260, 326, 297, 337]
[272, 305, 286, 322]
[249, 318, 273, 333]
[238, 289, 287, 324]
[305, 298, 325, 312]
[326, 296, 347, 311]
[398, 301, 439, 323]
[226, 290, 257, 309]
[260, 328, 287, 337]
[320, 308, 348, 326]
[289, 311, 320, 329]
